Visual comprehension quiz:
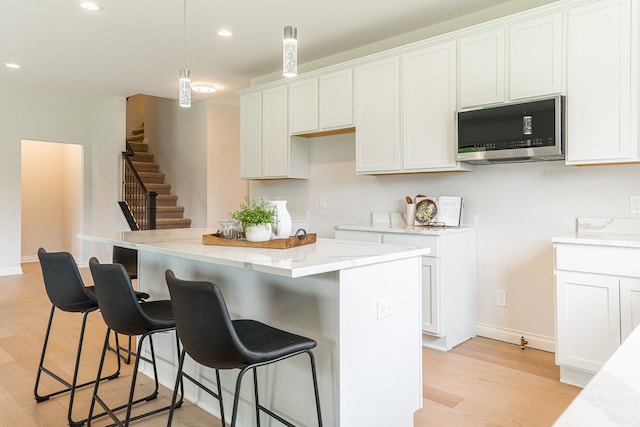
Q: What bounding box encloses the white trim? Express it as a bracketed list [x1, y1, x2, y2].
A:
[0, 266, 24, 276]
[476, 322, 556, 353]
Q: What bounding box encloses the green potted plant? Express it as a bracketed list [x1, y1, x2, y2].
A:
[231, 198, 276, 242]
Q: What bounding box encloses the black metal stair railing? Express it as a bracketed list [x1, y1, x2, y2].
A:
[120, 142, 157, 230]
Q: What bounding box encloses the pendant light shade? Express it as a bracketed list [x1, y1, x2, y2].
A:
[283, 25, 297, 78]
[179, 68, 191, 108]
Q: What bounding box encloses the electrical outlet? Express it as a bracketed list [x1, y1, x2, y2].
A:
[319, 196, 327, 209]
[496, 290, 507, 307]
[630, 196, 640, 214]
[377, 298, 394, 319]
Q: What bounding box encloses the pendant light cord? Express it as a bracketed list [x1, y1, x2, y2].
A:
[183, 0, 187, 68]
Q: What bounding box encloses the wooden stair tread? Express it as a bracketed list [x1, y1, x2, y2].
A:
[156, 218, 192, 229]
[131, 127, 145, 135]
[126, 133, 144, 142]
[131, 162, 159, 173]
[128, 141, 148, 152]
[138, 171, 165, 184]
[131, 152, 154, 162]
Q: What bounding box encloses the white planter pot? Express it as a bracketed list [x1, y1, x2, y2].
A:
[245, 224, 272, 242]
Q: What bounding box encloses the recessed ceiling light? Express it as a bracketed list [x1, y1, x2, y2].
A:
[5, 63, 21, 69]
[192, 82, 217, 93]
[217, 30, 232, 37]
[78, 1, 102, 11]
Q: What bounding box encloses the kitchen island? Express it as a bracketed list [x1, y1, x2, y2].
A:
[79, 228, 428, 427]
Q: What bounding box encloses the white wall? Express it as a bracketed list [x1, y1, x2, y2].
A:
[205, 102, 249, 226]
[21, 140, 83, 261]
[0, 91, 109, 274]
[142, 95, 247, 229]
[250, 133, 640, 349]
[144, 96, 208, 227]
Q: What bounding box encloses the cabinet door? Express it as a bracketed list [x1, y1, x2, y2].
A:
[239, 91, 263, 179]
[509, 13, 563, 100]
[566, 0, 632, 164]
[289, 77, 318, 134]
[319, 69, 353, 130]
[459, 28, 505, 108]
[620, 278, 640, 341]
[402, 41, 457, 171]
[421, 257, 440, 335]
[555, 271, 620, 373]
[262, 86, 289, 178]
[354, 57, 401, 173]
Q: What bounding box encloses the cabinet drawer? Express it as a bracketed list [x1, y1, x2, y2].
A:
[382, 234, 439, 257]
[555, 244, 640, 277]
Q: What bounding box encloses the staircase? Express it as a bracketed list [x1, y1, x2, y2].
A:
[125, 125, 192, 229]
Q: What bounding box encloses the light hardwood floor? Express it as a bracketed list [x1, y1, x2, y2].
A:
[0, 261, 579, 426]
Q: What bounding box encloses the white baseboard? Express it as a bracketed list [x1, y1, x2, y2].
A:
[20, 255, 38, 264]
[476, 322, 556, 353]
[0, 265, 24, 276]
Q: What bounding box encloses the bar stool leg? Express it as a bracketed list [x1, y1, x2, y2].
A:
[35, 307, 121, 427]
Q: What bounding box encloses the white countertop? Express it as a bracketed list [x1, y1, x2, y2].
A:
[335, 224, 475, 236]
[554, 324, 640, 426]
[79, 228, 429, 278]
[552, 217, 640, 248]
[552, 233, 640, 248]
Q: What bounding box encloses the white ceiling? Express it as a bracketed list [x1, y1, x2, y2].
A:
[0, 0, 555, 105]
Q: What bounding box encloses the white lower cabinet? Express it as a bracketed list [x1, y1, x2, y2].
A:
[554, 242, 640, 387]
[334, 227, 477, 351]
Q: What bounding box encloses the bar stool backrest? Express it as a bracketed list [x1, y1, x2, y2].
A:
[165, 270, 251, 369]
[37, 248, 96, 312]
[89, 257, 161, 336]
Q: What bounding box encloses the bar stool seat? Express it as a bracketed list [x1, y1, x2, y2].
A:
[165, 270, 322, 427]
[87, 258, 183, 426]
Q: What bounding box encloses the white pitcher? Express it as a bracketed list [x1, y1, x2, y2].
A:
[266, 200, 292, 239]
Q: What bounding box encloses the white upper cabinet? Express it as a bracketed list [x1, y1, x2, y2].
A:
[319, 69, 353, 130]
[239, 91, 263, 179]
[354, 57, 401, 173]
[240, 86, 308, 180]
[459, 28, 506, 108]
[402, 41, 462, 171]
[289, 69, 353, 135]
[262, 86, 290, 177]
[289, 77, 318, 134]
[509, 13, 563, 100]
[460, 13, 563, 108]
[566, 0, 635, 164]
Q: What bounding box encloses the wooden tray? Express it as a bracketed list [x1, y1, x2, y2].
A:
[202, 232, 316, 249]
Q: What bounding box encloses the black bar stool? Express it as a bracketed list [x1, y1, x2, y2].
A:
[87, 258, 184, 426]
[165, 270, 322, 427]
[35, 248, 124, 427]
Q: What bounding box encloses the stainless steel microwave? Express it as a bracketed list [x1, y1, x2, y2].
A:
[456, 96, 565, 164]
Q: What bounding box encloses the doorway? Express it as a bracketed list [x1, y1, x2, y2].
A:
[21, 140, 83, 262]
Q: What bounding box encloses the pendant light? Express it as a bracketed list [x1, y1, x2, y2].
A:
[178, 0, 191, 107]
[283, 0, 297, 78]
[283, 26, 297, 77]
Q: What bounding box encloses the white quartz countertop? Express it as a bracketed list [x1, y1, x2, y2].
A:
[79, 228, 429, 278]
[335, 224, 475, 235]
[552, 233, 640, 248]
[554, 323, 640, 426]
[552, 217, 640, 248]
